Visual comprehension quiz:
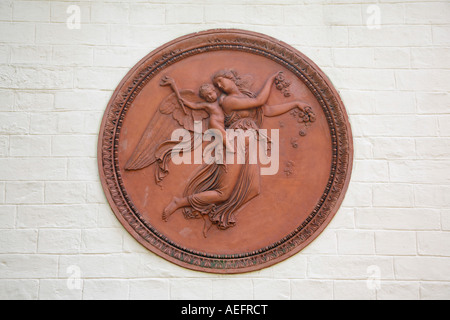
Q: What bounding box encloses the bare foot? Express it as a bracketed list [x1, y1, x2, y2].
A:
[162, 197, 181, 222]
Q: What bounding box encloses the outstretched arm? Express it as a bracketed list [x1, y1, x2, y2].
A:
[263, 100, 308, 117]
[222, 72, 279, 111]
[160, 75, 187, 114]
[181, 98, 209, 111]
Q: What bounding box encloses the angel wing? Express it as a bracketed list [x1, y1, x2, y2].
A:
[125, 89, 209, 172]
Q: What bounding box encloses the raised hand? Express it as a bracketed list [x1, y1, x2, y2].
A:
[160, 75, 175, 87]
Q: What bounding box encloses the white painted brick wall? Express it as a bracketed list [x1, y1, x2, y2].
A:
[0, 0, 449, 300]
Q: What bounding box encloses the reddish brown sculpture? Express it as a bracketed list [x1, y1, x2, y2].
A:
[98, 29, 353, 273]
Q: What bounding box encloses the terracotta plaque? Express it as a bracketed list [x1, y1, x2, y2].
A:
[98, 29, 353, 273]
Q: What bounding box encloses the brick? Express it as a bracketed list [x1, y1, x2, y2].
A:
[352, 115, 438, 137]
[0, 23, 35, 43]
[0, 230, 38, 253]
[271, 254, 307, 279]
[395, 257, 450, 281]
[374, 91, 415, 114]
[0, 45, 8, 63]
[17, 205, 97, 228]
[51, 135, 97, 157]
[0, 181, 4, 203]
[36, 23, 109, 46]
[67, 158, 99, 181]
[418, 232, 450, 256]
[9, 135, 52, 157]
[341, 182, 372, 207]
[129, 279, 170, 300]
[166, 5, 203, 24]
[362, 3, 405, 26]
[45, 182, 86, 204]
[323, 4, 362, 26]
[432, 26, 450, 46]
[377, 281, 420, 300]
[83, 280, 129, 300]
[439, 116, 450, 137]
[390, 160, 450, 184]
[285, 26, 348, 47]
[0, 158, 66, 181]
[0, 1, 12, 21]
[420, 282, 450, 300]
[10, 45, 52, 65]
[253, 279, 290, 300]
[374, 48, 410, 69]
[93, 47, 148, 68]
[15, 91, 54, 111]
[0, 136, 7, 157]
[396, 70, 450, 92]
[29, 112, 58, 134]
[0, 280, 39, 300]
[97, 204, 121, 228]
[54, 90, 112, 111]
[246, 5, 284, 25]
[334, 281, 376, 300]
[0, 254, 58, 279]
[324, 68, 395, 91]
[0, 206, 16, 228]
[333, 48, 374, 68]
[375, 231, 416, 256]
[170, 279, 213, 300]
[75, 67, 128, 90]
[307, 256, 394, 280]
[0, 66, 73, 90]
[298, 47, 333, 67]
[284, 5, 324, 26]
[81, 228, 123, 253]
[339, 90, 375, 115]
[372, 138, 415, 159]
[290, 280, 333, 300]
[0, 90, 14, 111]
[52, 45, 93, 66]
[328, 208, 354, 229]
[349, 26, 432, 47]
[13, 1, 50, 22]
[212, 279, 253, 299]
[356, 208, 440, 231]
[411, 48, 450, 69]
[39, 279, 82, 300]
[6, 182, 44, 204]
[302, 230, 337, 254]
[372, 184, 414, 208]
[38, 229, 81, 254]
[57, 112, 84, 134]
[91, 3, 129, 24]
[86, 181, 106, 204]
[336, 230, 375, 255]
[50, 2, 90, 24]
[0, 112, 29, 134]
[416, 138, 450, 159]
[352, 160, 389, 182]
[354, 138, 373, 159]
[129, 4, 166, 25]
[406, 2, 450, 24]
[204, 5, 246, 24]
[443, 210, 450, 231]
[416, 92, 449, 115]
[58, 254, 143, 278]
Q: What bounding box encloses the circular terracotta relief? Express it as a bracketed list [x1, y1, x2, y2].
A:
[98, 29, 353, 274]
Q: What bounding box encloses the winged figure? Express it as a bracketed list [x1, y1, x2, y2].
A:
[125, 75, 209, 185]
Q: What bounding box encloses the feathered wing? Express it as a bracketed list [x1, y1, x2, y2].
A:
[125, 89, 209, 174]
